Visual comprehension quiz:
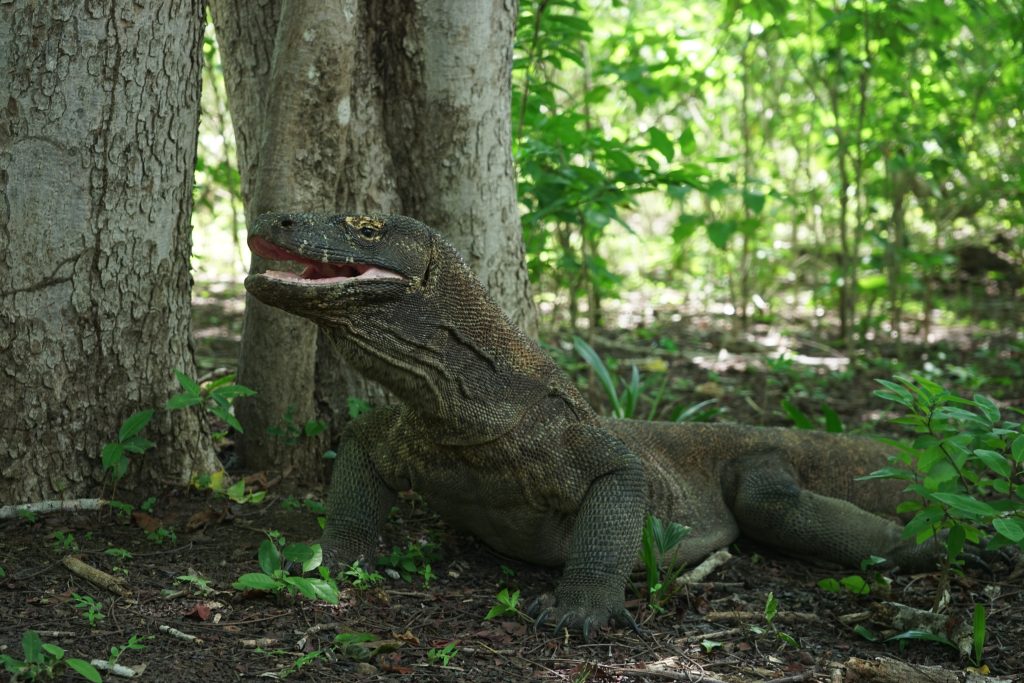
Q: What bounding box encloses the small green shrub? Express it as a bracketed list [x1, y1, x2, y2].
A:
[0, 630, 101, 682]
[233, 532, 340, 604]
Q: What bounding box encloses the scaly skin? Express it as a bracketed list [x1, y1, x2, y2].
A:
[244, 212, 938, 637]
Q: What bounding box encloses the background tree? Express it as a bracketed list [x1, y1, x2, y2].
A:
[0, 1, 216, 503]
[210, 0, 534, 475]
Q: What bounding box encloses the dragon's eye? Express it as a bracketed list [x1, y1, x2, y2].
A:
[359, 226, 378, 238]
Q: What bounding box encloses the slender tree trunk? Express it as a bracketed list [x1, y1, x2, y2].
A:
[0, 0, 215, 503]
[212, 0, 534, 476]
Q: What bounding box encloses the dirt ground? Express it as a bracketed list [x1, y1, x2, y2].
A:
[1, 288, 1022, 682]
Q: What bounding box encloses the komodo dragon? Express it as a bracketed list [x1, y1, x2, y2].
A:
[244, 212, 939, 637]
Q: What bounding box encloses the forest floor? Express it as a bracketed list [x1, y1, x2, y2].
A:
[1, 283, 1022, 682]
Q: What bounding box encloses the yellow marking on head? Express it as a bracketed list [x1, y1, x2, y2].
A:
[344, 216, 385, 230]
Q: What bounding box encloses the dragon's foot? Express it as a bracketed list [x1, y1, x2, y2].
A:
[528, 588, 640, 642]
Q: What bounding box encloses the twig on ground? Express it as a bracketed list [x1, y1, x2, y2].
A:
[90, 659, 142, 678]
[159, 624, 203, 644]
[62, 555, 130, 597]
[675, 549, 734, 586]
[0, 498, 107, 519]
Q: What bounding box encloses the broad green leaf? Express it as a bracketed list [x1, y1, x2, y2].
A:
[166, 393, 203, 410]
[823, 405, 844, 433]
[174, 370, 202, 396]
[781, 399, 813, 429]
[974, 449, 1010, 478]
[258, 539, 281, 576]
[930, 493, 997, 518]
[972, 394, 1000, 424]
[66, 658, 103, 683]
[209, 384, 257, 401]
[233, 572, 282, 591]
[706, 220, 736, 250]
[817, 578, 840, 592]
[742, 190, 766, 214]
[118, 409, 154, 441]
[993, 517, 1024, 542]
[122, 436, 155, 455]
[22, 630, 43, 664]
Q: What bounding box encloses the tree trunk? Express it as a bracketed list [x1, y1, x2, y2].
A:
[0, 0, 215, 503]
[212, 0, 535, 476]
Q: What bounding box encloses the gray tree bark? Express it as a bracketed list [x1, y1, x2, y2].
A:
[0, 1, 216, 503]
[211, 0, 535, 477]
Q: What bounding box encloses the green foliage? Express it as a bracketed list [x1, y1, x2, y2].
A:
[865, 374, 1024, 565]
[484, 587, 523, 621]
[232, 532, 340, 604]
[267, 406, 326, 446]
[0, 630, 101, 683]
[376, 541, 440, 585]
[225, 479, 267, 505]
[108, 634, 151, 666]
[101, 409, 155, 485]
[574, 336, 711, 421]
[340, 562, 385, 591]
[175, 574, 215, 596]
[426, 641, 459, 667]
[972, 603, 986, 667]
[166, 371, 255, 437]
[505, 0, 1024, 340]
[781, 398, 844, 433]
[759, 592, 798, 648]
[51, 531, 77, 553]
[639, 514, 690, 610]
[70, 593, 105, 627]
[145, 527, 176, 545]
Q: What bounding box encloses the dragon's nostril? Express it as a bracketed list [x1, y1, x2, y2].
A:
[281, 219, 294, 228]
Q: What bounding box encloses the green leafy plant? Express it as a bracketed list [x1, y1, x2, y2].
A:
[267, 406, 326, 446]
[145, 527, 177, 545]
[573, 336, 720, 423]
[51, 531, 78, 553]
[376, 541, 440, 585]
[817, 556, 888, 596]
[972, 603, 987, 667]
[759, 591, 798, 648]
[101, 409, 155, 489]
[109, 634, 151, 666]
[426, 641, 459, 666]
[639, 514, 690, 610]
[864, 374, 1024, 571]
[70, 593, 105, 627]
[276, 649, 324, 679]
[780, 398, 844, 433]
[233, 533, 339, 604]
[484, 587, 525, 621]
[0, 630, 101, 682]
[174, 573, 215, 596]
[225, 479, 267, 505]
[166, 370, 255, 437]
[341, 561, 385, 591]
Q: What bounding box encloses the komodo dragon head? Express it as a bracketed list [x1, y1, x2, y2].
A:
[245, 212, 429, 323]
[244, 212, 565, 442]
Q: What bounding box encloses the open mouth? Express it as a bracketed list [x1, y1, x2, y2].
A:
[249, 236, 405, 284]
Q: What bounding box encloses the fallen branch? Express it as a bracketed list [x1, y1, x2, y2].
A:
[674, 549, 734, 586]
[90, 659, 143, 678]
[842, 656, 1011, 683]
[62, 555, 130, 597]
[159, 624, 203, 644]
[0, 498, 107, 519]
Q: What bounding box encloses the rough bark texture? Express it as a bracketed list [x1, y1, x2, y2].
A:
[0, 0, 215, 503]
[211, 0, 534, 475]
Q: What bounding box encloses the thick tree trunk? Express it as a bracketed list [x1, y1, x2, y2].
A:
[212, 0, 535, 476]
[0, 1, 215, 503]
